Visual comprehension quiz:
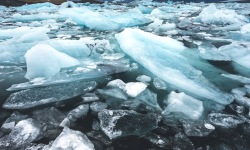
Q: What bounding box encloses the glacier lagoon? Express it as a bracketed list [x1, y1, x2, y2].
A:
[0, 0, 250, 149]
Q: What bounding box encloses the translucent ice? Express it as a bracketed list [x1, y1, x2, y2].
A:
[98, 109, 160, 139]
[59, 7, 151, 31]
[162, 91, 204, 120]
[49, 127, 94, 150]
[116, 28, 233, 105]
[107, 79, 126, 90]
[3, 81, 96, 109]
[25, 44, 80, 79]
[8, 59, 132, 91]
[0, 27, 50, 63]
[222, 74, 250, 84]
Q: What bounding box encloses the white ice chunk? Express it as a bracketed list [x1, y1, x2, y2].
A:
[107, 79, 126, 90]
[241, 23, 250, 34]
[148, 18, 176, 32]
[197, 4, 248, 25]
[219, 43, 250, 69]
[17, 2, 58, 12]
[25, 44, 80, 79]
[116, 28, 233, 105]
[49, 127, 94, 150]
[162, 91, 204, 120]
[125, 82, 147, 98]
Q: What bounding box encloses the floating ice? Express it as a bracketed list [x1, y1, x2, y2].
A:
[208, 113, 245, 128]
[3, 81, 96, 109]
[135, 89, 162, 110]
[153, 77, 167, 90]
[197, 3, 248, 25]
[107, 79, 126, 90]
[232, 87, 247, 97]
[49, 127, 94, 150]
[144, 132, 170, 148]
[97, 87, 128, 101]
[16, 2, 58, 12]
[124, 82, 147, 97]
[90, 102, 108, 115]
[98, 109, 160, 139]
[10, 13, 59, 22]
[162, 92, 204, 120]
[0, 27, 50, 63]
[241, 23, 250, 34]
[181, 120, 214, 137]
[59, 7, 151, 31]
[222, 74, 250, 84]
[198, 43, 231, 61]
[31, 107, 66, 126]
[81, 93, 99, 103]
[41, 39, 91, 58]
[136, 75, 151, 83]
[8, 60, 132, 91]
[1, 112, 28, 133]
[138, 5, 153, 14]
[148, 18, 176, 33]
[116, 28, 233, 105]
[173, 132, 195, 150]
[69, 104, 89, 120]
[219, 43, 250, 70]
[25, 44, 80, 79]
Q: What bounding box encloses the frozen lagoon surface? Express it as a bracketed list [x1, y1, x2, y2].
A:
[0, 1, 250, 149]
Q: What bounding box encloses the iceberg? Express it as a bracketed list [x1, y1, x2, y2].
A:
[115, 28, 233, 105]
[59, 7, 151, 31]
[25, 44, 80, 79]
[197, 3, 248, 25]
